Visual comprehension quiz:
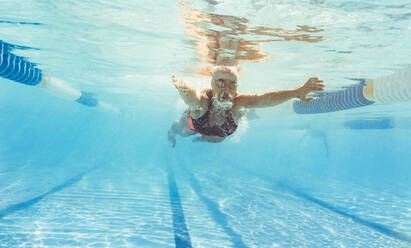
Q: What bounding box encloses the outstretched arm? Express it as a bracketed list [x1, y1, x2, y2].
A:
[172, 75, 209, 117]
[234, 77, 324, 108]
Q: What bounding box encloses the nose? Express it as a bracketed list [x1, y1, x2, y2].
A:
[221, 92, 230, 100]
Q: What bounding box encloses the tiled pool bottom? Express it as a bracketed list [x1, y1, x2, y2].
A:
[1, 154, 410, 248]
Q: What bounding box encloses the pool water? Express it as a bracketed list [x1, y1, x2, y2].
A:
[0, 0, 410, 247]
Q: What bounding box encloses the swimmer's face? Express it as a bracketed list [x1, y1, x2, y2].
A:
[211, 71, 238, 102]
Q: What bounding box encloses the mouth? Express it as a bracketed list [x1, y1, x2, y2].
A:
[219, 92, 232, 102]
[212, 93, 233, 109]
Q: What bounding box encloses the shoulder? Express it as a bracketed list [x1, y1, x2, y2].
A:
[201, 88, 213, 99]
[191, 88, 211, 119]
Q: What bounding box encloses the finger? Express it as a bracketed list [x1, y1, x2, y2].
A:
[309, 87, 324, 92]
[305, 80, 321, 87]
[309, 79, 323, 85]
[309, 82, 325, 87]
[309, 86, 325, 91]
[308, 83, 325, 89]
[301, 96, 314, 102]
[304, 97, 315, 102]
[309, 77, 322, 81]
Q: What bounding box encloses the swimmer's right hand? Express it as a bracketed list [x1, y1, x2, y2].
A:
[172, 75, 188, 91]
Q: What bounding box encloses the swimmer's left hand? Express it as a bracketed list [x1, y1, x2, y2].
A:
[295, 77, 325, 102]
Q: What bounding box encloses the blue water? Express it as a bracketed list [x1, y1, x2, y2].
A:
[1, 0, 411, 247]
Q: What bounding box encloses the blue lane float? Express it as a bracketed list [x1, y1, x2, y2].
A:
[293, 80, 375, 114]
[1, 40, 100, 107]
[0, 40, 42, 86]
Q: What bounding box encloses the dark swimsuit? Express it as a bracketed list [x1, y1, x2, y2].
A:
[188, 108, 238, 137]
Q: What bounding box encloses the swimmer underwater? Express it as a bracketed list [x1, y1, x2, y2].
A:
[168, 66, 325, 146]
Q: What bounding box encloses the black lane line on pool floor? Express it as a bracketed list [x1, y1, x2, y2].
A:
[180, 165, 248, 248]
[239, 167, 411, 244]
[166, 165, 192, 248]
[0, 165, 101, 219]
